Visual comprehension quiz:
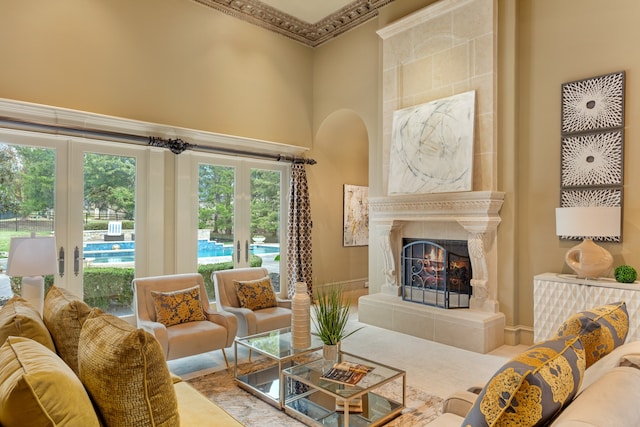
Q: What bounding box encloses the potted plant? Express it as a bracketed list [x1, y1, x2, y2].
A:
[312, 284, 363, 361]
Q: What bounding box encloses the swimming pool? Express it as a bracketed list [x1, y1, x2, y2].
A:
[84, 240, 279, 264]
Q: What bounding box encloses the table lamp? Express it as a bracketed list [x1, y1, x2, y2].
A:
[6, 233, 57, 314]
[555, 206, 621, 279]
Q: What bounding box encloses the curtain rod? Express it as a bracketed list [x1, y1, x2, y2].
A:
[148, 137, 316, 164]
[0, 116, 316, 165]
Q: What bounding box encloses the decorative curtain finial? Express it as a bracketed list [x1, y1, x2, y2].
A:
[148, 137, 194, 154]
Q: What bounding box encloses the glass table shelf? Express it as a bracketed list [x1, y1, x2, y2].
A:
[233, 327, 323, 408]
[282, 352, 406, 427]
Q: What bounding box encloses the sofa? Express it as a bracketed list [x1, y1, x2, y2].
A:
[428, 301, 640, 426]
[0, 287, 243, 427]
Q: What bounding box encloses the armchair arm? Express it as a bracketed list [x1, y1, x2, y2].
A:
[276, 298, 292, 309]
[137, 319, 169, 357]
[203, 308, 239, 347]
[216, 305, 256, 336]
[441, 390, 479, 417]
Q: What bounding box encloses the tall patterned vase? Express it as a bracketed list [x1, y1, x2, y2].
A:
[291, 282, 311, 349]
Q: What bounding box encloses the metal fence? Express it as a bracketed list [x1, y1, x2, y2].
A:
[0, 211, 128, 233]
[0, 218, 54, 233]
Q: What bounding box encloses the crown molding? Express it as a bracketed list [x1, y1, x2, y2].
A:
[193, 0, 396, 47]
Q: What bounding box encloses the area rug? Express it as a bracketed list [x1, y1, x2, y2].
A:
[186, 365, 443, 426]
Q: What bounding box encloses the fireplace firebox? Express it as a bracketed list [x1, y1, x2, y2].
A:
[401, 239, 472, 309]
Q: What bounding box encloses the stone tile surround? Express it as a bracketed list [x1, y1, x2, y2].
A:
[361, 0, 505, 353]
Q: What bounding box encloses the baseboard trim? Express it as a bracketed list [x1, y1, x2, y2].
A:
[504, 324, 534, 346]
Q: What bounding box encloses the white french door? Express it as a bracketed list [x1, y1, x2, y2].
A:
[0, 128, 148, 312]
[177, 152, 288, 295]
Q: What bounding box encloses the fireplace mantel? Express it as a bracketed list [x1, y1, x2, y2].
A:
[369, 191, 505, 310]
[369, 191, 504, 227]
[360, 191, 507, 353]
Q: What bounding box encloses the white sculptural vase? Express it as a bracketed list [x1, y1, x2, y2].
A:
[291, 282, 311, 349]
[565, 238, 613, 279]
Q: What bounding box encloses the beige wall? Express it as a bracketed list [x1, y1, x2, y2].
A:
[513, 0, 640, 333]
[308, 19, 379, 288]
[0, 0, 313, 147]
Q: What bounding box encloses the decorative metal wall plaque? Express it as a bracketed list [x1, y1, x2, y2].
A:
[561, 130, 623, 187]
[559, 71, 625, 241]
[561, 71, 625, 134]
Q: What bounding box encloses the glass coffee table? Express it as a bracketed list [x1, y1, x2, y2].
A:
[234, 327, 323, 408]
[282, 351, 406, 427]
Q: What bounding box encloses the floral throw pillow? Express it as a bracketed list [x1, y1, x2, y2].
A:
[234, 277, 277, 311]
[463, 335, 585, 427]
[554, 301, 628, 367]
[151, 285, 206, 327]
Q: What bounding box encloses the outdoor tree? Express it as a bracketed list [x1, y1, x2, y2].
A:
[250, 169, 280, 236]
[199, 164, 234, 235]
[84, 153, 136, 220]
[0, 144, 20, 215]
[15, 146, 55, 217]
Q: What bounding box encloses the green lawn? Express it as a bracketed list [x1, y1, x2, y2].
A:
[0, 231, 45, 255]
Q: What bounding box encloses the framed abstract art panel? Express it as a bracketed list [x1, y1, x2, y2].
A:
[388, 90, 475, 195]
[343, 184, 369, 247]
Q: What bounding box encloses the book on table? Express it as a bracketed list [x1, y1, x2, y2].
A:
[321, 361, 374, 386]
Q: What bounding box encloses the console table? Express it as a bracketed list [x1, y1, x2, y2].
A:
[533, 272, 640, 343]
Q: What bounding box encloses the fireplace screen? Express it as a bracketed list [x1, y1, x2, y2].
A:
[401, 239, 472, 309]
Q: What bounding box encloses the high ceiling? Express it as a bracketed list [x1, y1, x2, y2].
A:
[260, 0, 356, 23]
[194, 0, 397, 47]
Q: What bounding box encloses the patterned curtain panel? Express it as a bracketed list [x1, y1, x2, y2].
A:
[287, 163, 313, 298]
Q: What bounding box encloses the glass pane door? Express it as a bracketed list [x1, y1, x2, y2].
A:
[196, 157, 286, 296]
[0, 130, 146, 317]
[250, 168, 282, 292]
[0, 142, 56, 303]
[82, 152, 137, 315]
[198, 163, 236, 264]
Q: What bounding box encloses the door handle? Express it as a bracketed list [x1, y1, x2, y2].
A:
[58, 247, 65, 277]
[74, 246, 80, 276]
[236, 240, 240, 263]
[245, 240, 249, 263]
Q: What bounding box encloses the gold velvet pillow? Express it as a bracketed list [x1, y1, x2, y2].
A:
[151, 285, 206, 327]
[463, 335, 585, 427]
[234, 277, 277, 310]
[0, 296, 55, 353]
[78, 309, 179, 427]
[0, 336, 101, 427]
[554, 301, 628, 368]
[42, 286, 92, 375]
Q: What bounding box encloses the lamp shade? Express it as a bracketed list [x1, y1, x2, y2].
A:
[555, 207, 621, 238]
[6, 235, 57, 277]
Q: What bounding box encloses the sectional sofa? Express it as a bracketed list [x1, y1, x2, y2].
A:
[428, 301, 640, 426]
[0, 287, 242, 426]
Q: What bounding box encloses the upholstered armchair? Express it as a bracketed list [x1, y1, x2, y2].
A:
[132, 273, 238, 366]
[212, 267, 292, 337]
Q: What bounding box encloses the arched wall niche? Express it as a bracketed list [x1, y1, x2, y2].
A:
[307, 109, 370, 290]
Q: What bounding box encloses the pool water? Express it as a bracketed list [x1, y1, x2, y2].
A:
[84, 240, 279, 264]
